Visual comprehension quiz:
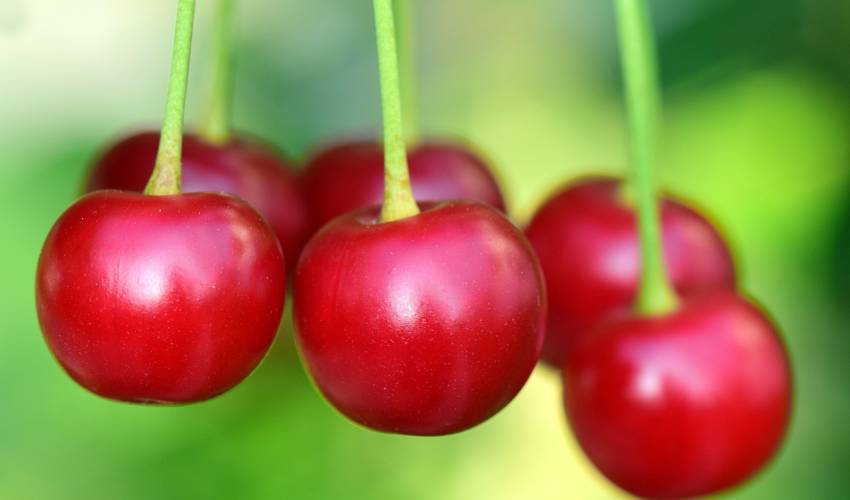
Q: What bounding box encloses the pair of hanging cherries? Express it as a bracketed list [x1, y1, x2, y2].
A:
[35, 0, 790, 497]
[524, 1, 792, 499]
[36, 0, 539, 428]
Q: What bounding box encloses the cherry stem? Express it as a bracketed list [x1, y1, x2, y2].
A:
[614, 0, 679, 315]
[394, 0, 418, 142]
[374, 0, 420, 223]
[200, 0, 235, 145]
[144, 0, 196, 196]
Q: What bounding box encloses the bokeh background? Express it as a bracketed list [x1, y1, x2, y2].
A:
[2, 0, 849, 498]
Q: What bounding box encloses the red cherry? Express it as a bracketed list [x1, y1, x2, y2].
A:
[563, 292, 791, 499]
[86, 131, 310, 273]
[525, 177, 736, 366]
[36, 191, 286, 404]
[301, 140, 506, 229]
[294, 202, 545, 435]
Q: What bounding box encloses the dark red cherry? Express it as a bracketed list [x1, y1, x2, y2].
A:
[293, 202, 545, 435]
[86, 131, 309, 273]
[563, 292, 791, 499]
[36, 191, 286, 404]
[525, 177, 736, 366]
[301, 140, 506, 229]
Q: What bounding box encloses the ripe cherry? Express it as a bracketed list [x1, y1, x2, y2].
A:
[36, 0, 285, 404]
[301, 139, 506, 229]
[293, 0, 544, 435]
[86, 131, 309, 272]
[525, 177, 736, 366]
[294, 202, 545, 435]
[563, 292, 791, 499]
[36, 191, 286, 403]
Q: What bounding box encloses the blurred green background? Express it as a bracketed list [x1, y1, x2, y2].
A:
[2, 0, 849, 498]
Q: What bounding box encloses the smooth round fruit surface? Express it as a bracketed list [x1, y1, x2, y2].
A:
[294, 201, 545, 435]
[301, 140, 506, 229]
[36, 191, 286, 404]
[563, 292, 791, 500]
[525, 177, 736, 366]
[87, 131, 309, 271]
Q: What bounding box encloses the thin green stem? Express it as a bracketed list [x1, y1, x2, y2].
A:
[145, 0, 196, 195]
[614, 0, 679, 315]
[394, 0, 418, 142]
[200, 0, 235, 144]
[374, 0, 420, 223]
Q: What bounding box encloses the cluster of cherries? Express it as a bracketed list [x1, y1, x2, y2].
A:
[34, 0, 791, 499]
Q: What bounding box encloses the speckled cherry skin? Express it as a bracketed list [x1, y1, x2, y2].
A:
[36, 191, 286, 404]
[563, 292, 791, 499]
[86, 131, 309, 273]
[525, 177, 736, 367]
[294, 201, 545, 435]
[301, 140, 506, 230]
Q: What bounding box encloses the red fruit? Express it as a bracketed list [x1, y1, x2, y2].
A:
[301, 140, 506, 229]
[563, 292, 791, 499]
[86, 131, 309, 272]
[525, 177, 736, 366]
[294, 202, 545, 435]
[36, 191, 286, 404]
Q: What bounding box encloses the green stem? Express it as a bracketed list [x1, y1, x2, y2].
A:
[200, 0, 235, 144]
[145, 0, 196, 196]
[394, 0, 418, 142]
[374, 0, 420, 223]
[614, 0, 679, 315]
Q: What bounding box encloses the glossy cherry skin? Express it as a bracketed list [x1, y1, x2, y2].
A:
[301, 140, 506, 230]
[525, 177, 736, 366]
[86, 131, 309, 273]
[294, 201, 545, 435]
[563, 292, 792, 500]
[36, 191, 286, 404]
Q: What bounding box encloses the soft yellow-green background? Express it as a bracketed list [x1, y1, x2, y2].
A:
[2, 1, 848, 498]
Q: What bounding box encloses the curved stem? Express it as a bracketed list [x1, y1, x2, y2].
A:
[200, 0, 235, 144]
[145, 0, 196, 196]
[394, 0, 418, 142]
[614, 0, 679, 315]
[374, 0, 420, 223]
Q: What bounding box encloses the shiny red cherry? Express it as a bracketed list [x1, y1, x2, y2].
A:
[36, 191, 286, 404]
[86, 131, 309, 273]
[525, 177, 736, 366]
[301, 140, 506, 229]
[563, 292, 791, 499]
[294, 202, 545, 435]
